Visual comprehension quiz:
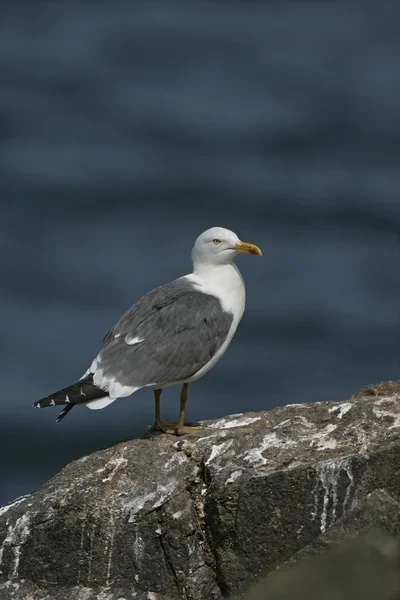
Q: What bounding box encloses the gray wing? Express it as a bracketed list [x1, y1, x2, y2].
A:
[98, 278, 233, 388]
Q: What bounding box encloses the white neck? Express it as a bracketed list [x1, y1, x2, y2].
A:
[189, 261, 246, 319]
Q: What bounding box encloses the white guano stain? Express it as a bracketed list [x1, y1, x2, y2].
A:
[316, 438, 337, 451]
[101, 457, 128, 483]
[97, 590, 120, 600]
[180, 431, 228, 447]
[74, 589, 93, 600]
[0, 496, 30, 519]
[273, 415, 314, 431]
[225, 470, 242, 484]
[125, 481, 176, 523]
[104, 489, 117, 587]
[0, 513, 31, 579]
[374, 396, 399, 405]
[105, 518, 116, 586]
[309, 423, 338, 451]
[329, 403, 352, 419]
[163, 453, 189, 470]
[205, 441, 233, 465]
[273, 418, 292, 429]
[87, 522, 96, 585]
[77, 515, 87, 585]
[311, 458, 355, 533]
[372, 399, 400, 429]
[243, 433, 296, 466]
[242, 416, 339, 469]
[209, 416, 261, 429]
[133, 530, 145, 577]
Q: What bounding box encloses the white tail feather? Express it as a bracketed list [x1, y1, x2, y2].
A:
[86, 397, 115, 410]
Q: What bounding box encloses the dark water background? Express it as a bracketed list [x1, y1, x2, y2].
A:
[1, 2, 399, 506]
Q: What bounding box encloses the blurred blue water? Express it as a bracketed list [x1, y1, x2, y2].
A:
[1, 2, 399, 505]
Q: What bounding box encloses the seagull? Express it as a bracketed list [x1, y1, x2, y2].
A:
[33, 227, 262, 435]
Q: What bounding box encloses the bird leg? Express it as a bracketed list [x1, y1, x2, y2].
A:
[174, 383, 202, 436]
[154, 388, 178, 434]
[154, 385, 202, 436]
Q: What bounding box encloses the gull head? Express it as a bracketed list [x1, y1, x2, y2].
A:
[191, 226, 262, 268]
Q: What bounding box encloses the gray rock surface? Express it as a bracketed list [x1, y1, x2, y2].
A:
[1, 380, 400, 599]
[245, 522, 400, 600]
[242, 488, 400, 600]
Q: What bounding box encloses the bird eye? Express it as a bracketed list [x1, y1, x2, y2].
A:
[212, 239, 221, 245]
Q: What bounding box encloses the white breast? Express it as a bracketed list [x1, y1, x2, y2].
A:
[183, 262, 246, 382]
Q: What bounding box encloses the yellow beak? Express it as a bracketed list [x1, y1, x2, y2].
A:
[232, 240, 262, 256]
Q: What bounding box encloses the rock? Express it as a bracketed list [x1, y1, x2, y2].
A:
[242, 489, 400, 600]
[1, 380, 400, 599]
[244, 525, 400, 600]
[286, 488, 400, 564]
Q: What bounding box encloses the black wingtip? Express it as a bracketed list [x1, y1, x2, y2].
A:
[56, 404, 74, 423]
